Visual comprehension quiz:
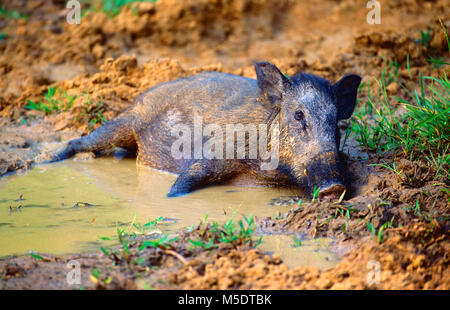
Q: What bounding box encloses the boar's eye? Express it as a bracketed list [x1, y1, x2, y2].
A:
[294, 110, 304, 121]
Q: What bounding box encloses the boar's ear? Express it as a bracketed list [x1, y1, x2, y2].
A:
[333, 74, 361, 120]
[254, 62, 290, 109]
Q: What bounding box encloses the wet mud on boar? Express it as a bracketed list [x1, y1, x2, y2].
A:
[40, 62, 361, 198]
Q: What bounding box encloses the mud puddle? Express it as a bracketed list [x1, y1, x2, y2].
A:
[0, 156, 339, 269]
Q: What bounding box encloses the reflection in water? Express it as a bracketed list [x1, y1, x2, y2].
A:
[0, 157, 340, 269]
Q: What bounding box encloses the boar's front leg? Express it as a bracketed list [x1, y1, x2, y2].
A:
[167, 160, 240, 197]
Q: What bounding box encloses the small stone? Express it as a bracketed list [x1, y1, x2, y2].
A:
[386, 82, 399, 94]
[5, 262, 26, 277]
[73, 152, 95, 161]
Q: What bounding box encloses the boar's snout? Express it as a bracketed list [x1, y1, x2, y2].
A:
[318, 183, 346, 200]
[304, 151, 346, 200]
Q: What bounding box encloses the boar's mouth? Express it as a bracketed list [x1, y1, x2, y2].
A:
[292, 151, 346, 199]
[318, 184, 346, 200]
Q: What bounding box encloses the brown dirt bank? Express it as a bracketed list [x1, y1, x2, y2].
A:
[171, 223, 449, 289]
[0, 0, 449, 290]
[1, 0, 449, 125]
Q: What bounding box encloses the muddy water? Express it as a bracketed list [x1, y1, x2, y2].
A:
[259, 235, 340, 270]
[0, 157, 339, 269]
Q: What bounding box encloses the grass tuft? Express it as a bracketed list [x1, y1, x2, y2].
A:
[25, 86, 76, 115]
[188, 213, 262, 250]
[0, 5, 28, 19]
[350, 70, 449, 181]
[81, 0, 157, 17]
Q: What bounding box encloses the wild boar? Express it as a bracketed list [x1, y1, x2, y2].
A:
[41, 62, 361, 198]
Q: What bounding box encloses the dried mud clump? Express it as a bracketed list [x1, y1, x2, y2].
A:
[326, 222, 450, 290]
[355, 19, 450, 58]
[169, 249, 317, 290]
[0, 0, 289, 120]
[260, 168, 449, 243]
[2, 55, 223, 133]
[0, 119, 78, 176]
[354, 19, 450, 80]
[111, 0, 291, 46]
[355, 30, 427, 63]
[53, 55, 223, 132]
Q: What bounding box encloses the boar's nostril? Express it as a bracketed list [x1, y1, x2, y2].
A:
[318, 184, 346, 200]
